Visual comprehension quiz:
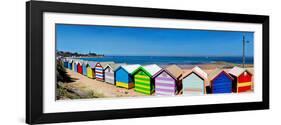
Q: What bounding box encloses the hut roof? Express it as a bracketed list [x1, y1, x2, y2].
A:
[68, 59, 73, 63]
[228, 66, 247, 77]
[208, 69, 233, 81]
[180, 66, 207, 80]
[165, 65, 183, 79]
[77, 61, 83, 65]
[73, 60, 78, 64]
[106, 63, 126, 71]
[193, 66, 208, 79]
[121, 64, 141, 74]
[99, 62, 115, 68]
[245, 68, 254, 75]
[82, 60, 88, 65]
[142, 64, 162, 76]
[87, 61, 98, 68]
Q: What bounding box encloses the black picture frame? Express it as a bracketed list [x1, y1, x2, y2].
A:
[26, 1, 269, 124]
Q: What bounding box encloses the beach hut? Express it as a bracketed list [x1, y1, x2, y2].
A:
[71, 60, 77, 72]
[228, 67, 253, 93]
[115, 64, 141, 89]
[77, 62, 83, 74]
[181, 66, 208, 95]
[86, 61, 97, 79]
[63, 59, 68, 68]
[82, 61, 88, 76]
[153, 65, 183, 96]
[209, 69, 233, 94]
[73, 61, 78, 72]
[104, 63, 124, 84]
[95, 62, 115, 81]
[132, 64, 162, 95]
[68, 60, 73, 70]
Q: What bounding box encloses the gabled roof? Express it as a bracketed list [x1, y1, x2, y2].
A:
[193, 66, 208, 79]
[228, 66, 251, 77]
[82, 60, 88, 65]
[246, 68, 254, 75]
[97, 62, 115, 68]
[208, 69, 233, 81]
[105, 63, 126, 71]
[163, 65, 183, 79]
[141, 64, 162, 77]
[77, 61, 83, 65]
[87, 61, 98, 68]
[180, 66, 207, 80]
[120, 64, 141, 74]
[72, 59, 80, 64]
[62, 58, 67, 62]
[73, 60, 78, 64]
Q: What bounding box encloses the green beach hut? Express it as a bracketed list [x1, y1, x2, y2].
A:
[132, 64, 162, 95]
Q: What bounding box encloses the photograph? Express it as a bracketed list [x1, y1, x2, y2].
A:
[55, 24, 254, 100]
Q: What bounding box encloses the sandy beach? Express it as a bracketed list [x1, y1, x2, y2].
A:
[57, 69, 146, 99]
[57, 62, 254, 100]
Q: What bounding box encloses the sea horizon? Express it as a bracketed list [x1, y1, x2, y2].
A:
[77, 55, 253, 65]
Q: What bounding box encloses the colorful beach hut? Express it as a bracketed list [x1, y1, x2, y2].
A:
[71, 59, 75, 71]
[86, 61, 97, 79]
[153, 65, 183, 96]
[73, 61, 78, 72]
[63, 59, 68, 68]
[181, 66, 208, 95]
[104, 64, 124, 85]
[132, 64, 162, 95]
[209, 69, 233, 94]
[67, 60, 73, 70]
[82, 61, 88, 76]
[95, 62, 115, 81]
[77, 62, 83, 74]
[115, 64, 141, 89]
[228, 67, 253, 93]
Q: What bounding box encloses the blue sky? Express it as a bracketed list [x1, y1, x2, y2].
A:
[56, 24, 254, 57]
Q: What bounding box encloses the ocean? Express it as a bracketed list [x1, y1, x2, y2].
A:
[79, 56, 253, 65]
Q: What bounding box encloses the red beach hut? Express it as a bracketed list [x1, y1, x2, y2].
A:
[228, 66, 253, 93]
[77, 62, 83, 74]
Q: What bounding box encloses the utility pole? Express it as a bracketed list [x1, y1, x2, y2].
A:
[242, 33, 245, 68]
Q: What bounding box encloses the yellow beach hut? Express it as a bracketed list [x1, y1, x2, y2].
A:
[86, 61, 97, 79]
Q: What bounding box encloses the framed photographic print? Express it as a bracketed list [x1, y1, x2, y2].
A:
[26, 0, 269, 124]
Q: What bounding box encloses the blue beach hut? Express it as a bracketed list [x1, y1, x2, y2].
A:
[209, 69, 233, 93]
[115, 64, 140, 89]
[63, 59, 68, 68]
[82, 61, 88, 76]
[68, 60, 73, 69]
[73, 61, 78, 72]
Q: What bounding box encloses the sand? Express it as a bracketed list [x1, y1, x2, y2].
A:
[62, 69, 146, 98]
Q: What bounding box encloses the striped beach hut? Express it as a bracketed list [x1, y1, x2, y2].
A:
[67, 59, 73, 70]
[132, 64, 162, 95]
[77, 62, 83, 74]
[209, 69, 233, 94]
[115, 64, 141, 89]
[82, 61, 88, 76]
[153, 65, 183, 96]
[95, 62, 115, 81]
[104, 64, 124, 85]
[181, 66, 208, 95]
[228, 67, 253, 93]
[86, 61, 97, 79]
